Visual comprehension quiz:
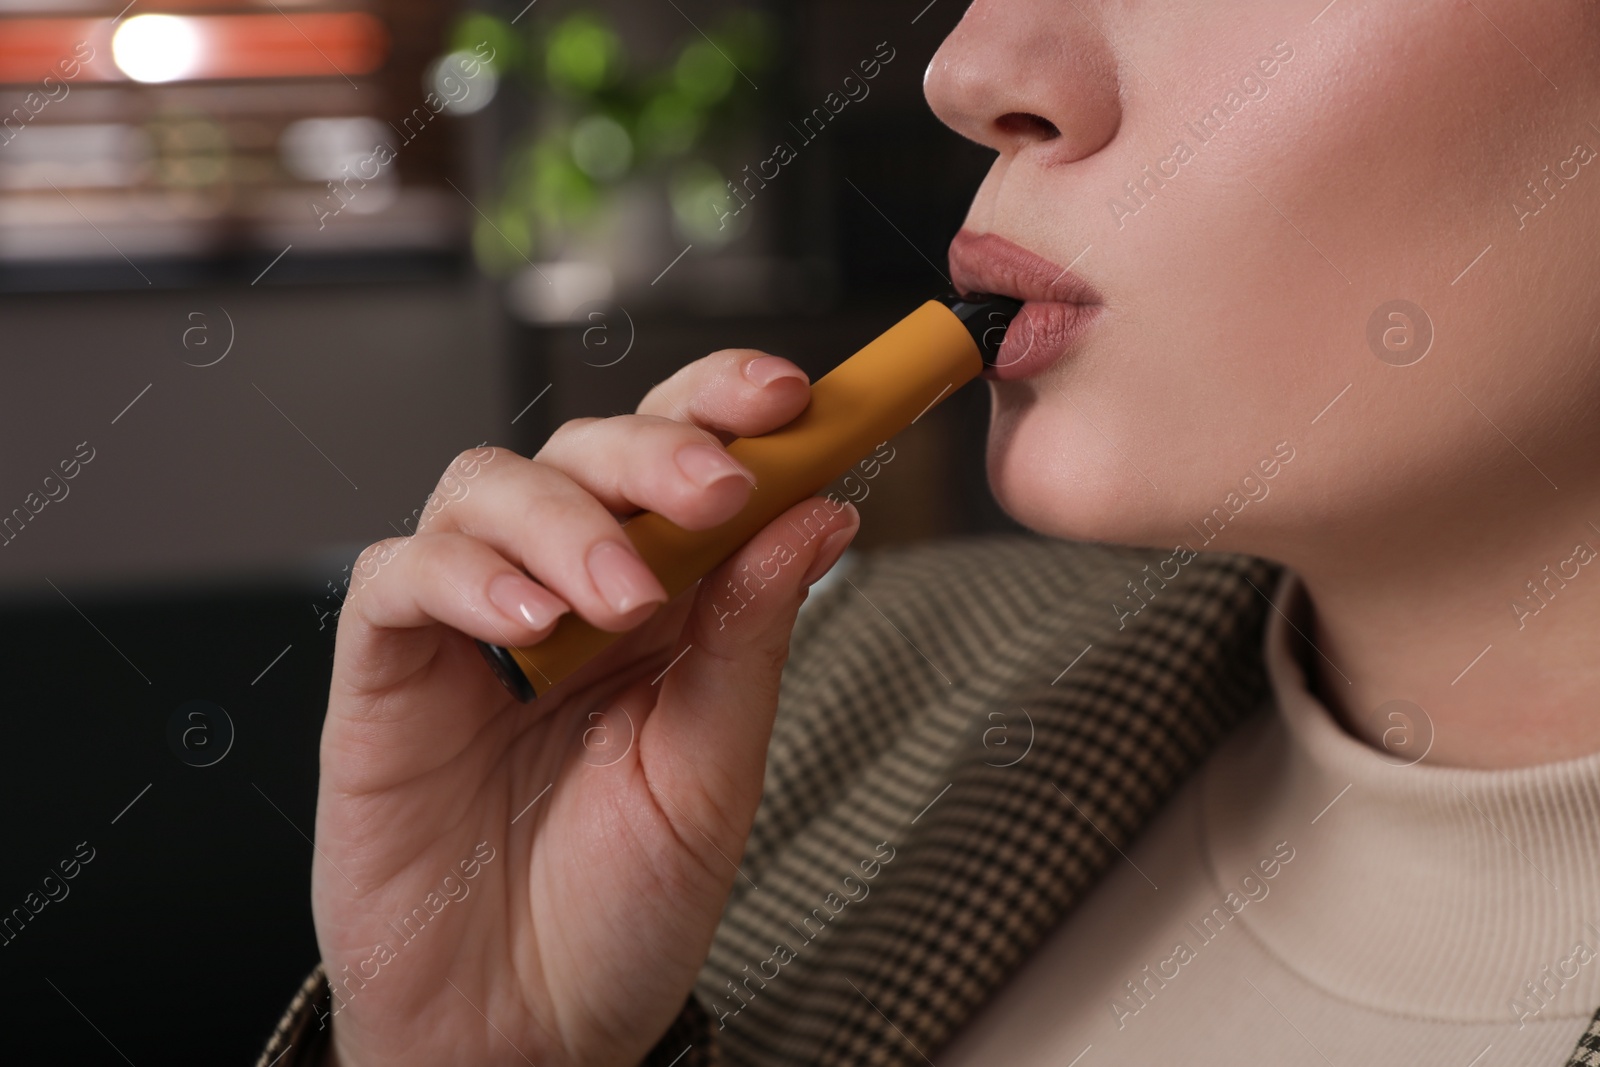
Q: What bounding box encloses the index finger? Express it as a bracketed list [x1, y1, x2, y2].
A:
[635, 348, 811, 442]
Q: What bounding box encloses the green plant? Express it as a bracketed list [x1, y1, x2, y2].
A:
[443, 5, 772, 276]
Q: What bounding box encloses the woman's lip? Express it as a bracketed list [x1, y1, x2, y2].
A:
[946, 228, 1104, 380]
[947, 228, 1103, 307]
[980, 300, 1103, 381]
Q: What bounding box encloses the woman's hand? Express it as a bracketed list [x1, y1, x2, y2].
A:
[310, 350, 859, 1066]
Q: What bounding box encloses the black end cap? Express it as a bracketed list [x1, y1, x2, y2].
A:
[477, 640, 537, 703]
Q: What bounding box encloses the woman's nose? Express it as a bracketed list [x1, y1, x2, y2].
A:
[923, 0, 1123, 165]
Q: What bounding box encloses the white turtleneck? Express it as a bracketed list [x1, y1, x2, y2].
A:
[938, 570, 1600, 1067]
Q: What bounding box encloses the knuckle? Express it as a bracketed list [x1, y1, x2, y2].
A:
[755, 635, 793, 676]
[355, 536, 405, 568]
[540, 416, 602, 453]
[509, 480, 621, 576]
[696, 626, 792, 679]
[348, 536, 411, 596]
[448, 444, 503, 478]
[639, 352, 745, 416]
[417, 446, 510, 533]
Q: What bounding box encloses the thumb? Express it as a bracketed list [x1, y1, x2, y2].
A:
[641, 495, 860, 811]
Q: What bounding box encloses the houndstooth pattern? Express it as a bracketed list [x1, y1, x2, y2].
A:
[1569, 1009, 1600, 1067]
[256, 961, 331, 1067]
[259, 533, 1600, 1067]
[688, 533, 1274, 1066]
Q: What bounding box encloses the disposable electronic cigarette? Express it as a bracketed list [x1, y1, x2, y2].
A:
[477, 291, 1024, 702]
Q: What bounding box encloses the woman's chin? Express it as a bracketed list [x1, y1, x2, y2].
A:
[984, 392, 1170, 550]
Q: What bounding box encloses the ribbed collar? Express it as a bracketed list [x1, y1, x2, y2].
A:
[1201, 570, 1600, 1024]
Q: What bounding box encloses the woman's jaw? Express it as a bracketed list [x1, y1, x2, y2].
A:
[924, 0, 1600, 767]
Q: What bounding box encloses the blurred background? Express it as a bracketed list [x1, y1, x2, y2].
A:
[0, 0, 1020, 1059]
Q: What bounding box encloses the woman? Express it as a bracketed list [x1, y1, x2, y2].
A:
[260, 1, 1600, 1064]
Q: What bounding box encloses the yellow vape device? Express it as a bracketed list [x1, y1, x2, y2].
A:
[477, 291, 1023, 702]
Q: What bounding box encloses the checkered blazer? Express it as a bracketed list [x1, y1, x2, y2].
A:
[258, 533, 1600, 1066]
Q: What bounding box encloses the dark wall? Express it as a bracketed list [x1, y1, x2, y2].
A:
[0, 277, 507, 596]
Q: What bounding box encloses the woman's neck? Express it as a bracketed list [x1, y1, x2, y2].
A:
[1293, 522, 1600, 769]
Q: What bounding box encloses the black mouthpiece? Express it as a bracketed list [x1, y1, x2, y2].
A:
[937, 291, 1025, 366]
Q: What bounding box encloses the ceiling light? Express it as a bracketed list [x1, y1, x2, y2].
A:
[112, 15, 202, 84]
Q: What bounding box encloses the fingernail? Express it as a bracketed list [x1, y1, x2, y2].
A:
[587, 540, 669, 614]
[488, 572, 568, 631]
[675, 443, 753, 489]
[744, 355, 808, 388]
[800, 503, 860, 587]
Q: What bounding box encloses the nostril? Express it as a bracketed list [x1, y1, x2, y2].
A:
[995, 111, 1060, 140]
